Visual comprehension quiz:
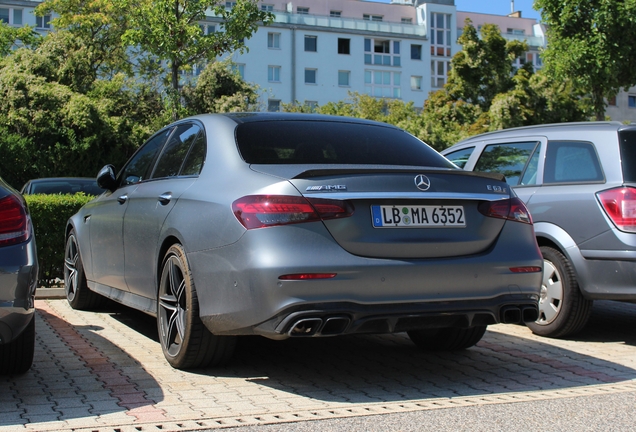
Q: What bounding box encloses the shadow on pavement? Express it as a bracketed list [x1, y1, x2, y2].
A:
[0, 303, 165, 427]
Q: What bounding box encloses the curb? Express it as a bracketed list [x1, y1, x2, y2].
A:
[36, 287, 66, 299]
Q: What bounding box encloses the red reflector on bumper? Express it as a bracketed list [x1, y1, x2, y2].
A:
[278, 273, 337, 280]
[509, 266, 542, 273]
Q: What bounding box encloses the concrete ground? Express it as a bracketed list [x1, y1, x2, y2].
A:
[1, 297, 635, 432]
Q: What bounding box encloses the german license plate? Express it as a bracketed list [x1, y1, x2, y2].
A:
[371, 205, 465, 228]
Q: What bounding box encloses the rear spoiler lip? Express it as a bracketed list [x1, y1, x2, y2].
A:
[249, 164, 506, 183]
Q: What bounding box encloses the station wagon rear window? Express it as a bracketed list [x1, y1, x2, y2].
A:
[544, 141, 604, 184]
[236, 121, 455, 168]
[619, 129, 636, 182]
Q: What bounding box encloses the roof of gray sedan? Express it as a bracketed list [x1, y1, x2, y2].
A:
[213, 112, 397, 127]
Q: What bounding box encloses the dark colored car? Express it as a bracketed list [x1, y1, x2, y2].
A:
[0, 177, 38, 374]
[65, 113, 542, 369]
[442, 121, 636, 338]
[21, 177, 103, 196]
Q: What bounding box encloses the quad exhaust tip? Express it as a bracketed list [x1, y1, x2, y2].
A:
[501, 306, 539, 324]
[288, 316, 351, 337]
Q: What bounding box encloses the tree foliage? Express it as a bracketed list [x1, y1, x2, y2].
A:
[182, 59, 260, 114]
[535, 0, 636, 120]
[121, 0, 272, 119]
[0, 31, 162, 188]
[0, 23, 40, 57]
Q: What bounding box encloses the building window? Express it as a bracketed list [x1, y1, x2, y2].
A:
[261, 4, 274, 12]
[629, 95, 636, 108]
[363, 14, 383, 22]
[364, 38, 400, 67]
[431, 59, 449, 88]
[0, 7, 22, 25]
[225, 1, 236, 8]
[411, 76, 422, 90]
[338, 71, 350, 87]
[507, 28, 525, 35]
[232, 63, 245, 79]
[330, 11, 341, 17]
[305, 35, 317, 52]
[364, 70, 401, 98]
[36, 14, 52, 29]
[305, 101, 318, 111]
[268, 99, 281, 112]
[199, 24, 215, 35]
[411, 44, 422, 60]
[297, 7, 309, 15]
[430, 12, 451, 57]
[268, 66, 281, 82]
[338, 38, 350, 55]
[305, 69, 317, 84]
[607, 96, 617, 107]
[401, 18, 413, 24]
[0, 8, 23, 25]
[268, 32, 280, 49]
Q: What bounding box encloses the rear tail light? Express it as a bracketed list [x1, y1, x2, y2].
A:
[478, 197, 532, 224]
[232, 195, 354, 230]
[0, 194, 30, 246]
[597, 187, 636, 232]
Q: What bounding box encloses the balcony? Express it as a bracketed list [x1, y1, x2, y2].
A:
[270, 11, 427, 37]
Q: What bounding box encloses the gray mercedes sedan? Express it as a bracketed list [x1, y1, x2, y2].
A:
[65, 113, 542, 369]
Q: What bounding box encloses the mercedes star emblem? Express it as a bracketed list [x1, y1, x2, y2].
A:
[414, 174, 431, 191]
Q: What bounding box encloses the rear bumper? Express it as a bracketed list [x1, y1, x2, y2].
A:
[576, 251, 636, 300]
[247, 296, 538, 340]
[0, 237, 38, 344]
[188, 221, 542, 338]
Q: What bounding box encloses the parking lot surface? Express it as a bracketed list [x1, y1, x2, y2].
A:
[1, 298, 636, 432]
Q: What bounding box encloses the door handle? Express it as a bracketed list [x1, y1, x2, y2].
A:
[117, 194, 128, 204]
[158, 193, 172, 205]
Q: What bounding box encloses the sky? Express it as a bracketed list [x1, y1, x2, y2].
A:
[372, 1, 542, 21]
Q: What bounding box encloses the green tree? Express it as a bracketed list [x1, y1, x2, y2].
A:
[181, 59, 260, 114]
[0, 33, 162, 188]
[446, 20, 528, 112]
[0, 22, 40, 57]
[535, 0, 636, 120]
[35, 0, 133, 78]
[121, 0, 273, 119]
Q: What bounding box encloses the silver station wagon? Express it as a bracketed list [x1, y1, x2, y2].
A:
[65, 113, 542, 369]
[443, 122, 636, 338]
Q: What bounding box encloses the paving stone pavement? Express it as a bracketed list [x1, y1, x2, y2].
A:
[1, 299, 636, 432]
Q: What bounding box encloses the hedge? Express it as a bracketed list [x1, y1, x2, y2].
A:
[24, 193, 95, 286]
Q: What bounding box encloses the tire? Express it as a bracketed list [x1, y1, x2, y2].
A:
[0, 314, 35, 375]
[157, 244, 236, 369]
[526, 246, 593, 338]
[407, 326, 487, 351]
[65, 230, 105, 310]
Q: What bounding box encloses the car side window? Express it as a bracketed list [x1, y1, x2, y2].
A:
[544, 141, 604, 184]
[152, 123, 202, 179]
[180, 132, 206, 176]
[121, 128, 172, 186]
[444, 147, 475, 169]
[474, 142, 539, 186]
[519, 148, 540, 186]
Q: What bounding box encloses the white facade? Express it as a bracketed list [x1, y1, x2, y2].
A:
[12, 0, 636, 122]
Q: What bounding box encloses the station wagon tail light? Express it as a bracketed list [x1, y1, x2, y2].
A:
[478, 197, 532, 224]
[232, 195, 354, 229]
[597, 187, 636, 232]
[0, 195, 30, 246]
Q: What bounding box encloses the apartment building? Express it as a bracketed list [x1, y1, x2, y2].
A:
[8, 0, 634, 122]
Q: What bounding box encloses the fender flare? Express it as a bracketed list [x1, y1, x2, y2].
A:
[533, 222, 592, 296]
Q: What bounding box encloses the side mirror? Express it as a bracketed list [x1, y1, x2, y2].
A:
[96, 165, 117, 192]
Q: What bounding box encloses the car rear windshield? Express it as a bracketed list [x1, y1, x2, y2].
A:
[619, 129, 636, 182]
[236, 120, 454, 168]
